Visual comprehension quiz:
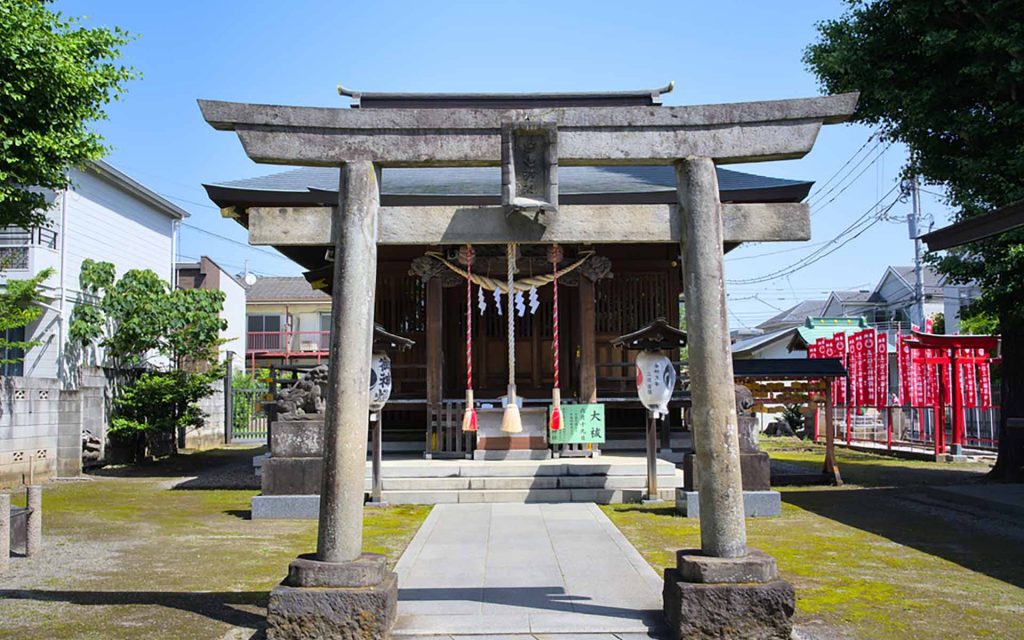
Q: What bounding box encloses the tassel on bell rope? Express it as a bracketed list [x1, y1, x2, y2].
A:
[548, 244, 564, 431]
[501, 242, 523, 434]
[460, 245, 478, 432]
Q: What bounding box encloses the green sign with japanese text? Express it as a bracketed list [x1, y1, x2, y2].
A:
[548, 403, 605, 444]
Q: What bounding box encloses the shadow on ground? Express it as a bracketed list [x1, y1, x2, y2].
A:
[399, 586, 666, 634]
[782, 487, 1024, 589]
[90, 446, 263, 491]
[0, 589, 267, 629]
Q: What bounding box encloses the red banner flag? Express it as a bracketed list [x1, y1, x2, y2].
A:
[877, 332, 888, 407]
[862, 330, 877, 407]
[978, 347, 992, 408]
[832, 333, 847, 405]
[898, 337, 912, 405]
[961, 350, 977, 409]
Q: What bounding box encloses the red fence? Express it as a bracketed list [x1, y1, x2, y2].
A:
[813, 403, 1000, 453]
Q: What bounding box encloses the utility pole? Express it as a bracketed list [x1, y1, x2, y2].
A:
[904, 176, 926, 327]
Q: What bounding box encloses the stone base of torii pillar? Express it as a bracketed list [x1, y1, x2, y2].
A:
[662, 158, 795, 639]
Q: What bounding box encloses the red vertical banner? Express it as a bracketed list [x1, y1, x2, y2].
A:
[849, 332, 863, 407]
[898, 337, 912, 405]
[978, 348, 992, 408]
[808, 341, 820, 359]
[943, 353, 953, 406]
[961, 350, 977, 409]
[910, 346, 924, 406]
[861, 329, 877, 407]
[925, 318, 934, 333]
[832, 333, 847, 405]
[877, 332, 888, 408]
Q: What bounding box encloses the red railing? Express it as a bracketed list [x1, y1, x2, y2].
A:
[247, 331, 330, 356]
[813, 403, 1000, 453]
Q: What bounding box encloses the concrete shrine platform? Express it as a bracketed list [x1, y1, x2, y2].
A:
[252, 453, 684, 518]
[392, 503, 667, 636]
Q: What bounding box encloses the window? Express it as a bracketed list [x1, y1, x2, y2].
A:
[319, 313, 331, 350]
[1, 326, 26, 376]
[247, 315, 283, 351]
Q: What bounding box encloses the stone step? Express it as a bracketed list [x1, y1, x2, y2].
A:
[374, 474, 682, 492]
[382, 486, 677, 505]
[365, 460, 679, 479]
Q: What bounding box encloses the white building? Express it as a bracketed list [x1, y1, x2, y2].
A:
[0, 160, 187, 385]
[175, 257, 248, 370]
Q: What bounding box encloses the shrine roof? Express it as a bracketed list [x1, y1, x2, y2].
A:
[733, 358, 847, 379]
[338, 83, 674, 109]
[204, 166, 812, 208]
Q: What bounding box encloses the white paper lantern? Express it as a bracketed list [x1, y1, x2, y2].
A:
[369, 352, 393, 412]
[635, 351, 676, 419]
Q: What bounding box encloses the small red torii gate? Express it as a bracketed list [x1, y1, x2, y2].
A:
[904, 331, 1001, 456]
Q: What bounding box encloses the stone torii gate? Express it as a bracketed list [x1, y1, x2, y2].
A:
[200, 87, 857, 639]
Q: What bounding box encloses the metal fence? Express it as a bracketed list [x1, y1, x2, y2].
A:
[231, 387, 269, 441]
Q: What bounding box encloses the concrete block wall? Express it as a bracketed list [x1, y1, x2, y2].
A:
[0, 377, 60, 487]
[77, 367, 111, 461]
[183, 384, 226, 451]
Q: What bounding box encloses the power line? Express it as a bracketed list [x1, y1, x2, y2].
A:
[180, 222, 296, 262]
[808, 137, 885, 207]
[727, 187, 901, 285]
[807, 132, 878, 200]
[725, 240, 831, 262]
[809, 141, 894, 215]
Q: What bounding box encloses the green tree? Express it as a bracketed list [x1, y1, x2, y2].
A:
[69, 261, 226, 459]
[0, 1, 135, 229]
[805, 0, 1024, 480]
[0, 268, 53, 366]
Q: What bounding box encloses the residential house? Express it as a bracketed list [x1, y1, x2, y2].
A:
[244, 276, 331, 371]
[0, 161, 187, 484]
[820, 290, 874, 321]
[1, 160, 187, 383]
[755, 299, 827, 334]
[176, 256, 247, 369]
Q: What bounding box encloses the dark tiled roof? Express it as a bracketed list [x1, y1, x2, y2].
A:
[831, 290, 872, 303]
[891, 266, 946, 294]
[246, 276, 329, 301]
[756, 299, 827, 329]
[207, 166, 811, 198]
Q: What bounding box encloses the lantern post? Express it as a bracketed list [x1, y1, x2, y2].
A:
[611, 318, 687, 503]
[367, 325, 415, 507]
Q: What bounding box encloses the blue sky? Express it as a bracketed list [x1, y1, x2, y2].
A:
[55, 0, 951, 329]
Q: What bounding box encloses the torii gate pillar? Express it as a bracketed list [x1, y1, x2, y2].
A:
[662, 157, 795, 639]
[266, 161, 398, 639]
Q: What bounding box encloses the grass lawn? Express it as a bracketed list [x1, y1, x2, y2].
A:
[0, 446, 430, 640]
[603, 439, 1024, 640]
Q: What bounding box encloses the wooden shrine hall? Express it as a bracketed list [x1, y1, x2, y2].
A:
[204, 86, 827, 455]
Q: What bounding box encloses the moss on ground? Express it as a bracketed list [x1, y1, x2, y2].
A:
[603, 441, 1023, 640]
[0, 447, 430, 640]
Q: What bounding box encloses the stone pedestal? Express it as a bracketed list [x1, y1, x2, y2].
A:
[663, 549, 795, 640]
[683, 451, 771, 492]
[267, 553, 397, 640]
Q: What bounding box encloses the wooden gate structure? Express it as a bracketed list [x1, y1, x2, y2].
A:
[199, 84, 857, 637]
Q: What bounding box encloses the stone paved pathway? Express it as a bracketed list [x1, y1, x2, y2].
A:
[393, 503, 667, 638]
